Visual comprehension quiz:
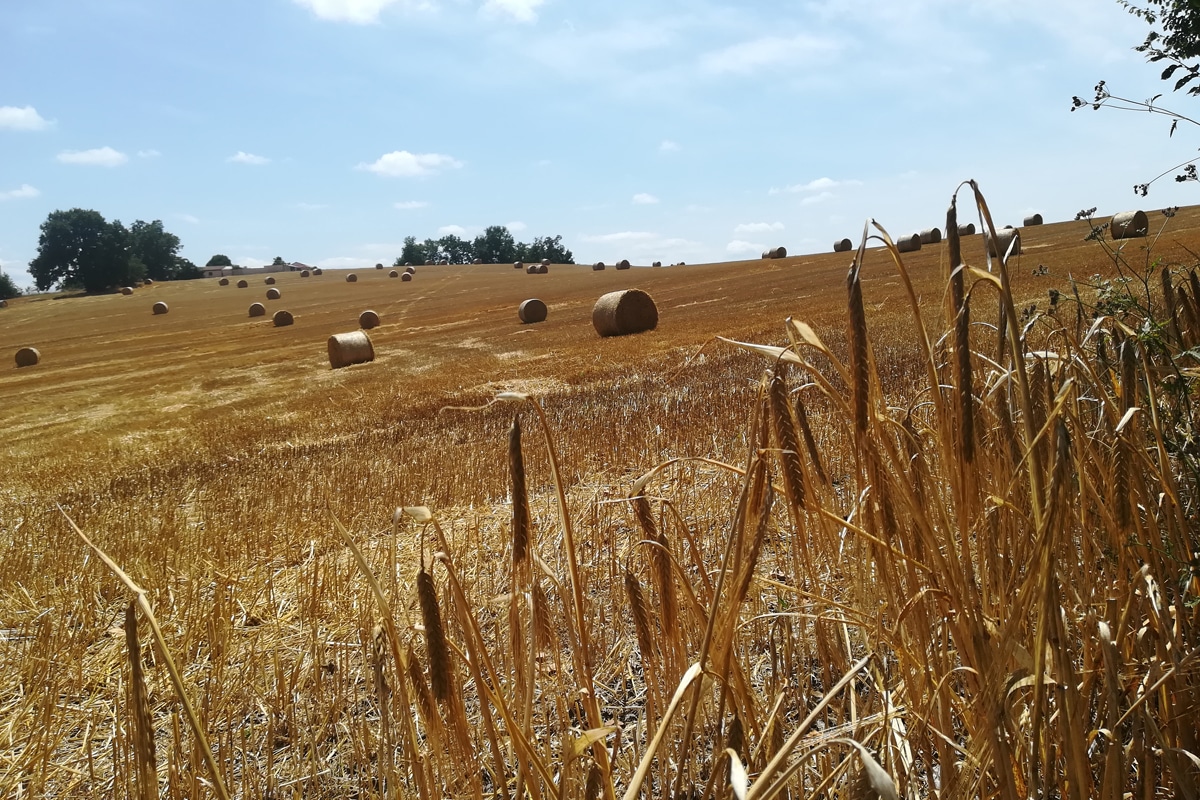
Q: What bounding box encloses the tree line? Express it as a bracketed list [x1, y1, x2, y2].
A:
[396, 226, 574, 265]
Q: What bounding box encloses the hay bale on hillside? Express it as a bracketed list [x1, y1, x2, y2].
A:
[300, 270, 310, 277]
[652, 261, 662, 267]
[473, 258, 482, 264]
[401, 272, 412, 282]
[237, 279, 249, 288]
[761, 246, 787, 259]
[514, 261, 524, 270]
[592, 289, 658, 337]
[120, 286, 134, 295]
[833, 238, 853, 253]
[616, 259, 631, 270]
[541, 258, 550, 266]
[15, 347, 40, 367]
[313, 268, 323, 275]
[143, 279, 154, 286]
[375, 263, 384, 270]
[219, 278, 230, 285]
[389, 270, 399, 278]
[328, 331, 374, 369]
[405, 266, 415, 274]
[1024, 213, 1044, 226]
[266, 287, 281, 300]
[896, 234, 922, 253]
[987, 228, 1022, 258]
[265, 276, 276, 285]
[0, 299, 7, 308]
[248, 302, 266, 318]
[919, 228, 942, 244]
[957, 223, 976, 236]
[593, 261, 606, 271]
[346, 273, 358, 283]
[1111, 210, 1149, 239]
[527, 264, 539, 274]
[273, 310, 294, 327]
[152, 301, 169, 315]
[359, 309, 380, 329]
[518, 298, 548, 323]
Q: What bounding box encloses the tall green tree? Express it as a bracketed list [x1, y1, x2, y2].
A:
[524, 234, 575, 264]
[206, 254, 233, 267]
[471, 225, 517, 264]
[396, 236, 427, 266]
[438, 234, 473, 264]
[29, 209, 139, 292]
[272, 256, 286, 266]
[129, 219, 183, 281]
[0, 272, 20, 300]
[422, 238, 442, 263]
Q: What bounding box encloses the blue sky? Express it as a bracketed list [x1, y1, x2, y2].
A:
[2, 0, 1198, 287]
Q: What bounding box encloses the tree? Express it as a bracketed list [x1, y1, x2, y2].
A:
[272, 256, 286, 266]
[28, 209, 139, 292]
[471, 225, 517, 264]
[524, 234, 575, 264]
[438, 234, 474, 264]
[396, 236, 427, 266]
[206, 254, 233, 267]
[423, 238, 443, 263]
[129, 219, 183, 281]
[0, 272, 20, 300]
[174, 257, 202, 279]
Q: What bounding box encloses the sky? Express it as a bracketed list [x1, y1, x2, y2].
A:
[3, 0, 1200, 287]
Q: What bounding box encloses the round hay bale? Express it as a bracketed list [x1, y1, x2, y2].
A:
[346, 273, 358, 283]
[762, 246, 787, 259]
[248, 302, 266, 318]
[405, 266, 415, 274]
[237, 279, 249, 288]
[266, 287, 281, 300]
[919, 228, 942, 244]
[538, 264, 549, 274]
[328, 330, 374, 369]
[375, 263, 384, 270]
[219, 277, 230, 285]
[593, 261, 606, 271]
[401, 272, 412, 282]
[389, 270, 399, 278]
[313, 268, 323, 275]
[273, 310, 294, 327]
[0, 299, 7, 308]
[895, 234, 922, 253]
[541, 258, 550, 266]
[440, 258, 449, 265]
[359, 309, 381, 329]
[1023, 213, 1044, 226]
[518, 298, 548, 323]
[265, 276, 276, 285]
[15, 346, 40, 367]
[592, 289, 658, 337]
[300, 270, 310, 277]
[120, 286, 134, 295]
[143, 279, 154, 285]
[152, 301, 168, 315]
[957, 223, 976, 236]
[527, 264, 539, 274]
[833, 238, 853, 253]
[514, 261, 523, 270]
[616, 259, 631, 270]
[1111, 210, 1149, 239]
[473, 258, 482, 264]
[987, 228, 1022, 258]
[652, 261, 662, 267]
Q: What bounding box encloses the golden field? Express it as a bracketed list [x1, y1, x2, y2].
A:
[2, 194, 1198, 799]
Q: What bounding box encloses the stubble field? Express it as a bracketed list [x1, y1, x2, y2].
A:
[2, 197, 1198, 799]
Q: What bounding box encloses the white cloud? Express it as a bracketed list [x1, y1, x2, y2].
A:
[632, 193, 660, 205]
[734, 221, 784, 234]
[0, 184, 40, 201]
[137, 149, 161, 159]
[770, 177, 862, 195]
[438, 224, 467, 236]
[228, 151, 270, 165]
[358, 150, 463, 177]
[659, 139, 680, 152]
[57, 147, 128, 167]
[176, 213, 200, 224]
[507, 221, 527, 232]
[481, 0, 544, 23]
[700, 34, 841, 76]
[394, 200, 429, 210]
[0, 106, 51, 131]
[581, 231, 658, 243]
[292, 0, 408, 24]
[801, 191, 834, 206]
[726, 240, 765, 255]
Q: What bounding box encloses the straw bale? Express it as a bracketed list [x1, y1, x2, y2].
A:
[652, 261, 662, 267]
[833, 238, 853, 253]
[514, 261, 524, 270]
[1024, 213, 1044, 226]
[919, 228, 942, 244]
[616, 259, 631, 270]
[328, 330, 374, 369]
[15, 347, 40, 367]
[987, 228, 1022, 257]
[266, 287, 281, 300]
[273, 310, 294, 327]
[152, 301, 169, 315]
[237, 279, 249, 288]
[762, 246, 787, 259]
[957, 223, 976, 236]
[359, 309, 381, 329]
[473, 258, 482, 264]
[518, 298, 548, 323]
[313, 268, 323, 275]
[0, 299, 6, 308]
[143, 279, 154, 285]
[376, 263, 384, 270]
[401, 272, 413, 281]
[248, 302, 266, 318]
[405, 266, 415, 274]
[300, 270, 310, 277]
[346, 273, 358, 283]
[389, 270, 399, 278]
[593, 261, 606, 270]
[219, 278, 230, 285]
[265, 276, 276, 284]
[120, 286, 134, 295]
[527, 264, 539, 274]
[592, 289, 658, 337]
[1111, 210, 1149, 239]
[896, 234, 922, 253]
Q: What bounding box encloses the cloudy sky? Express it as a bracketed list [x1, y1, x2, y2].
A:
[1, 0, 1198, 286]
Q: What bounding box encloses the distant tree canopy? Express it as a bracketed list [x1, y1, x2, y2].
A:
[394, 226, 574, 266]
[272, 256, 286, 266]
[129, 219, 185, 282]
[206, 254, 233, 267]
[0, 272, 20, 300]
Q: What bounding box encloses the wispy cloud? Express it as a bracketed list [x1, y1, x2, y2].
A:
[0, 184, 40, 201]
[394, 200, 429, 210]
[632, 192, 660, 205]
[700, 33, 841, 76]
[726, 239, 765, 255]
[801, 191, 834, 206]
[292, 0, 409, 24]
[508, 221, 527, 232]
[358, 150, 463, 178]
[176, 213, 200, 224]
[438, 224, 467, 236]
[734, 221, 784, 234]
[481, 0, 544, 23]
[659, 139, 680, 153]
[228, 151, 270, 165]
[769, 177, 861, 195]
[0, 105, 52, 131]
[57, 147, 127, 167]
[137, 149, 161, 159]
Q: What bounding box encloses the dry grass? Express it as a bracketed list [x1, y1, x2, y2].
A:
[1, 194, 1198, 798]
